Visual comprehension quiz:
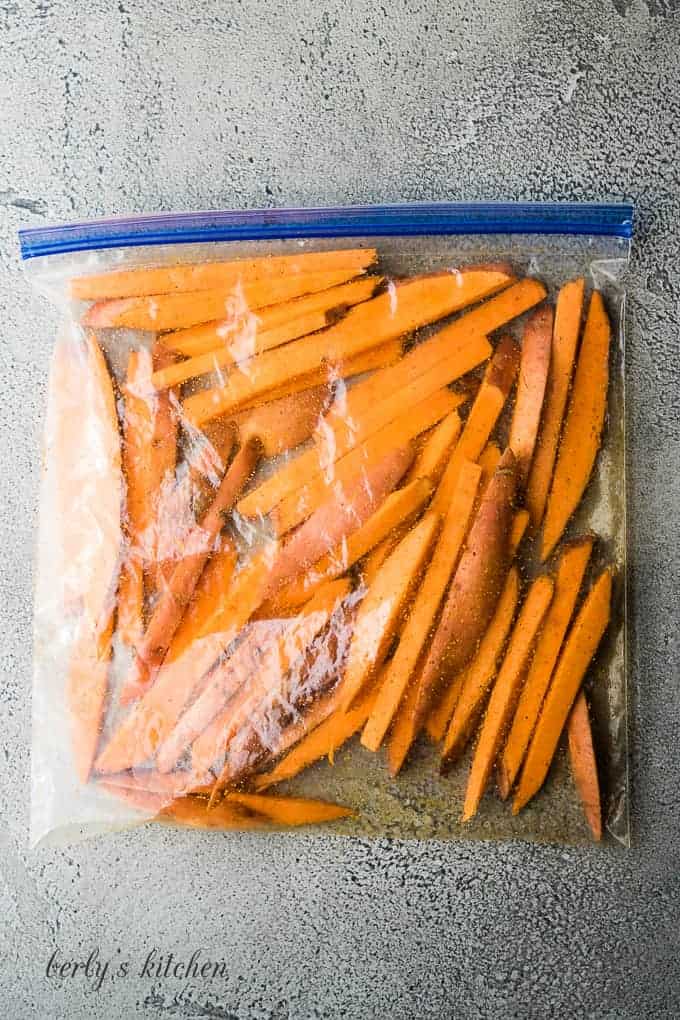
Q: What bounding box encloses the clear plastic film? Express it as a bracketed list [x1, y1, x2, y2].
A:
[21, 203, 632, 847]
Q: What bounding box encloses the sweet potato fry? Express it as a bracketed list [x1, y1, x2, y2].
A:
[541, 291, 610, 560]
[440, 567, 520, 766]
[359, 416, 460, 585]
[118, 349, 154, 643]
[156, 796, 263, 830]
[385, 680, 421, 776]
[423, 671, 466, 745]
[253, 688, 378, 790]
[67, 613, 114, 783]
[508, 306, 553, 484]
[513, 568, 612, 813]
[119, 439, 260, 704]
[462, 575, 554, 820]
[270, 389, 459, 536]
[430, 335, 519, 517]
[567, 689, 602, 840]
[231, 384, 330, 459]
[83, 268, 366, 332]
[341, 513, 441, 712]
[163, 545, 238, 663]
[56, 331, 122, 781]
[361, 460, 481, 752]
[425, 509, 528, 745]
[526, 278, 585, 527]
[183, 270, 513, 426]
[263, 478, 432, 613]
[71, 248, 377, 301]
[498, 537, 593, 798]
[148, 341, 179, 591]
[224, 793, 354, 826]
[263, 444, 414, 597]
[79, 333, 123, 623]
[156, 581, 349, 773]
[408, 450, 518, 737]
[404, 411, 464, 486]
[186, 418, 237, 497]
[161, 276, 382, 358]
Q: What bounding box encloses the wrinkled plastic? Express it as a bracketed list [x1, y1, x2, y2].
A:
[23, 208, 631, 847]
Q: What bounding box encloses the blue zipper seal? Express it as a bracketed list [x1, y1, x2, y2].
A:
[18, 202, 634, 260]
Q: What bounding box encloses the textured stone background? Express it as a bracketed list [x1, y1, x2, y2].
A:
[1, 1, 680, 1017]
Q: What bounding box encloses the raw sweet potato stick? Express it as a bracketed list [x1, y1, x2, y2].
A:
[59, 332, 122, 781]
[71, 248, 377, 300]
[526, 278, 584, 527]
[340, 513, 441, 712]
[231, 384, 330, 459]
[224, 793, 354, 826]
[405, 450, 518, 741]
[404, 411, 464, 487]
[148, 340, 179, 591]
[429, 335, 519, 516]
[425, 508, 528, 745]
[360, 417, 461, 587]
[567, 689, 603, 841]
[498, 537, 593, 797]
[361, 460, 481, 754]
[439, 568, 521, 766]
[541, 291, 610, 560]
[163, 546, 238, 663]
[118, 349, 154, 644]
[156, 796, 266, 830]
[462, 575, 554, 821]
[384, 461, 483, 773]
[508, 305, 553, 484]
[477, 442, 502, 493]
[513, 568, 612, 813]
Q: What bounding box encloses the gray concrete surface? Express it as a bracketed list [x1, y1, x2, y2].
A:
[1, 1, 679, 1017]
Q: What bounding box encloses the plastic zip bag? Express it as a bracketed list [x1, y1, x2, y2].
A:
[20, 202, 633, 847]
